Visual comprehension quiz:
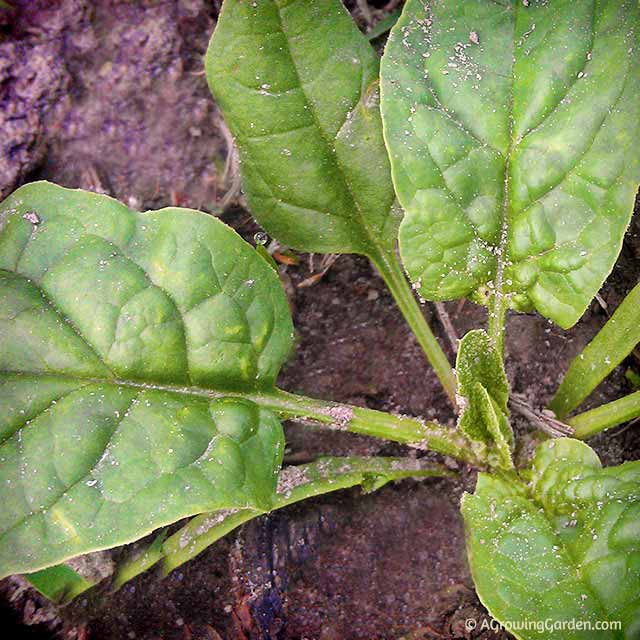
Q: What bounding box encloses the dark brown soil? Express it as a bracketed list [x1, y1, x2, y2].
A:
[1, 2, 639, 639]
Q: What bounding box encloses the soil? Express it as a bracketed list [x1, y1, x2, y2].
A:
[1, 2, 639, 639]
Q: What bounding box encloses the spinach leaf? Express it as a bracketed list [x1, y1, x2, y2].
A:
[0, 182, 291, 577]
[381, 0, 640, 329]
[206, 0, 458, 402]
[207, 0, 398, 257]
[462, 438, 640, 639]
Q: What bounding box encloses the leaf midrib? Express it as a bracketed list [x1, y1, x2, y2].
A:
[1, 370, 280, 406]
[492, 0, 518, 311]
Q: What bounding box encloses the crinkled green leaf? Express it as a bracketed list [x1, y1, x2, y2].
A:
[551, 281, 640, 418]
[381, 0, 640, 328]
[206, 0, 400, 258]
[462, 438, 640, 639]
[0, 181, 292, 578]
[456, 330, 512, 468]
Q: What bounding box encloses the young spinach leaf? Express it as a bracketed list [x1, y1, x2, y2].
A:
[0, 181, 291, 577]
[462, 438, 639, 639]
[207, 0, 397, 257]
[381, 0, 640, 330]
[456, 330, 512, 469]
[206, 0, 457, 402]
[551, 281, 640, 418]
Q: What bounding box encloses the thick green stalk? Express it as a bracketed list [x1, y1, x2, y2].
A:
[568, 391, 640, 440]
[113, 457, 452, 583]
[263, 388, 480, 465]
[488, 292, 508, 356]
[8, 373, 478, 466]
[550, 282, 640, 418]
[369, 249, 457, 406]
[112, 532, 167, 591]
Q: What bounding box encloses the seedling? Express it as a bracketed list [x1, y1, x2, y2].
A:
[0, 1, 639, 637]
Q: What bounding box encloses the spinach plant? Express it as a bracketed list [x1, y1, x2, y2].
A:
[1, 0, 639, 637]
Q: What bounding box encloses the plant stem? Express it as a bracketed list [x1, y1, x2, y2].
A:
[112, 532, 167, 591]
[549, 281, 640, 418]
[369, 249, 457, 407]
[18, 373, 478, 465]
[488, 292, 508, 355]
[261, 388, 480, 466]
[567, 391, 640, 439]
[114, 457, 453, 583]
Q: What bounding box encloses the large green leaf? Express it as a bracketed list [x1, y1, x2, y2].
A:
[206, 0, 399, 258]
[0, 181, 292, 577]
[381, 0, 640, 328]
[462, 438, 640, 639]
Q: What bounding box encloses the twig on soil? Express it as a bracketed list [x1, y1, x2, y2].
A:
[356, 0, 374, 27]
[384, 0, 402, 10]
[434, 302, 459, 354]
[510, 395, 574, 438]
[216, 117, 242, 209]
[297, 254, 339, 288]
[595, 292, 609, 313]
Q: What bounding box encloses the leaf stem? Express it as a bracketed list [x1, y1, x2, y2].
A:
[549, 282, 640, 418]
[488, 292, 508, 355]
[111, 532, 167, 591]
[262, 388, 481, 466]
[369, 249, 458, 407]
[2, 372, 477, 464]
[113, 457, 452, 584]
[567, 391, 640, 439]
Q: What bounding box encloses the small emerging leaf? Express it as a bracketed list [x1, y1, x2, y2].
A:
[381, 0, 640, 329]
[456, 330, 512, 468]
[0, 182, 293, 577]
[462, 438, 640, 639]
